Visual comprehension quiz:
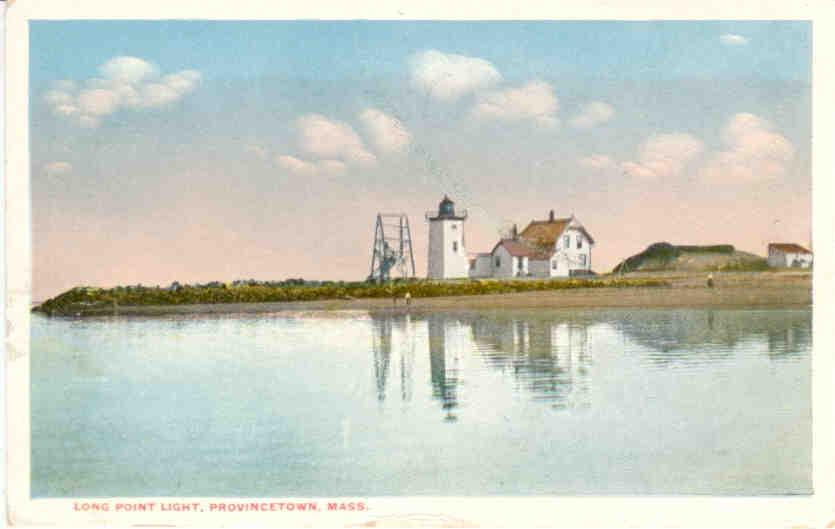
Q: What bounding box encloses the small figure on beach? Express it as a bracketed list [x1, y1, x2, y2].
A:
[706, 273, 714, 288]
[404, 292, 411, 306]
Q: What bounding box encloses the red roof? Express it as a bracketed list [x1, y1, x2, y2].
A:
[519, 218, 571, 248]
[769, 243, 811, 254]
[492, 238, 552, 259]
[520, 216, 595, 248]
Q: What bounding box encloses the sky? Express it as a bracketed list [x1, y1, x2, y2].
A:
[30, 21, 811, 300]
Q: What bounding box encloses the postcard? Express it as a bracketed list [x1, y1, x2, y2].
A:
[5, 0, 835, 527]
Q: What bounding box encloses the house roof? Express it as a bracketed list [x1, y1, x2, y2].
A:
[769, 243, 811, 254]
[492, 238, 553, 260]
[519, 218, 570, 247]
[519, 216, 596, 247]
[468, 253, 492, 264]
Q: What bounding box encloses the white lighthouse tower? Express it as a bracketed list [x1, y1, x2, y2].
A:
[427, 195, 469, 279]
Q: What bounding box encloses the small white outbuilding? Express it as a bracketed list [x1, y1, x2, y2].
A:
[767, 243, 813, 268]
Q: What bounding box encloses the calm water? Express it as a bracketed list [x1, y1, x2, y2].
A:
[31, 308, 811, 497]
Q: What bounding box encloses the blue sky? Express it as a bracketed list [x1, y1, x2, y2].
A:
[29, 21, 812, 298]
[31, 21, 810, 84]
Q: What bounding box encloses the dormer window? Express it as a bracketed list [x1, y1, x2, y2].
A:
[577, 235, 582, 249]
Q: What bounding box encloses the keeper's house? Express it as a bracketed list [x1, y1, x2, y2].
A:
[767, 243, 813, 268]
[468, 210, 595, 279]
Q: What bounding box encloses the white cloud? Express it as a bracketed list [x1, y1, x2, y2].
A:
[317, 159, 348, 176]
[276, 155, 318, 176]
[276, 155, 346, 177]
[578, 154, 616, 171]
[43, 89, 74, 107]
[244, 145, 269, 160]
[410, 49, 502, 101]
[569, 101, 615, 129]
[699, 113, 794, 183]
[78, 115, 100, 129]
[295, 114, 376, 166]
[139, 70, 202, 107]
[267, 111, 385, 176]
[53, 104, 80, 117]
[44, 57, 201, 128]
[720, 34, 749, 46]
[51, 80, 77, 92]
[359, 108, 411, 155]
[621, 133, 705, 180]
[77, 88, 122, 116]
[162, 70, 201, 94]
[99, 56, 160, 83]
[471, 81, 559, 129]
[43, 161, 72, 176]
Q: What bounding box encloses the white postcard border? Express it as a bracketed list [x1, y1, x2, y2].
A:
[5, 1, 834, 527]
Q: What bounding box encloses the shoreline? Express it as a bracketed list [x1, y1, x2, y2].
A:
[36, 271, 812, 317]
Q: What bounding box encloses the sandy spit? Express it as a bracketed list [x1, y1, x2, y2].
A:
[49, 271, 811, 318]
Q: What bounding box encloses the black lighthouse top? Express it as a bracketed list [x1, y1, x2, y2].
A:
[428, 195, 467, 221]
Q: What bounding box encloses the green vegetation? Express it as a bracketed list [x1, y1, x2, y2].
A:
[613, 242, 768, 273]
[713, 259, 771, 272]
[674, 245, 735, 253]
[33, 277, 669, 316]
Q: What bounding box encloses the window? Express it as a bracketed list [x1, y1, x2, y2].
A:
[451, 223, 457, 230]
[495, 256, 501, 267]
[580, 254, 587, 266]
[577, 235, 582, 249]
[563, 235, 570, 248]
[551, 260, 557, 270]
[452, 241, 458, 252]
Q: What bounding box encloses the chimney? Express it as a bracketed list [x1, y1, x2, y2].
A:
[512, 224, 518, 239]
[549, 209, 555, 222]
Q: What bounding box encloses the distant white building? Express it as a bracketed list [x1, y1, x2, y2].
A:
[469, 210, 595, 279]
[426, 196, 470, 279]
[767, 243, 813, 268]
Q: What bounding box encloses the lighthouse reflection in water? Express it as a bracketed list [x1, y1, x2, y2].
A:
[372, 312, 594, 422]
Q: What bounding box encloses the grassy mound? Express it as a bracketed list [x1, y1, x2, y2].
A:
[613, 242, 768, 273]
[33, 276, 669, 316]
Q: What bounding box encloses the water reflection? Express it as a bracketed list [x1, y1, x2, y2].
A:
[370, 311, 597, 416]
[369, 308, 811, 421]
[427, 315, 462, 422]
[468, 316, 592, 409]
[614, 309, 812, 364]
[370, 316, 392, 402]
[370, 314, 415, 403]
[31, 308, 813, 496]
[767, 322, 812, 359]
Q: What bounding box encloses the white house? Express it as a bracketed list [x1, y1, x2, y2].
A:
[426, 196, 470, 279]
[767, 243, 813, 268]
[468, 253, 493, 278]
[489, 238, 552, 278]
[519, 212, 594, 277]
[468, 210, 595, 279]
